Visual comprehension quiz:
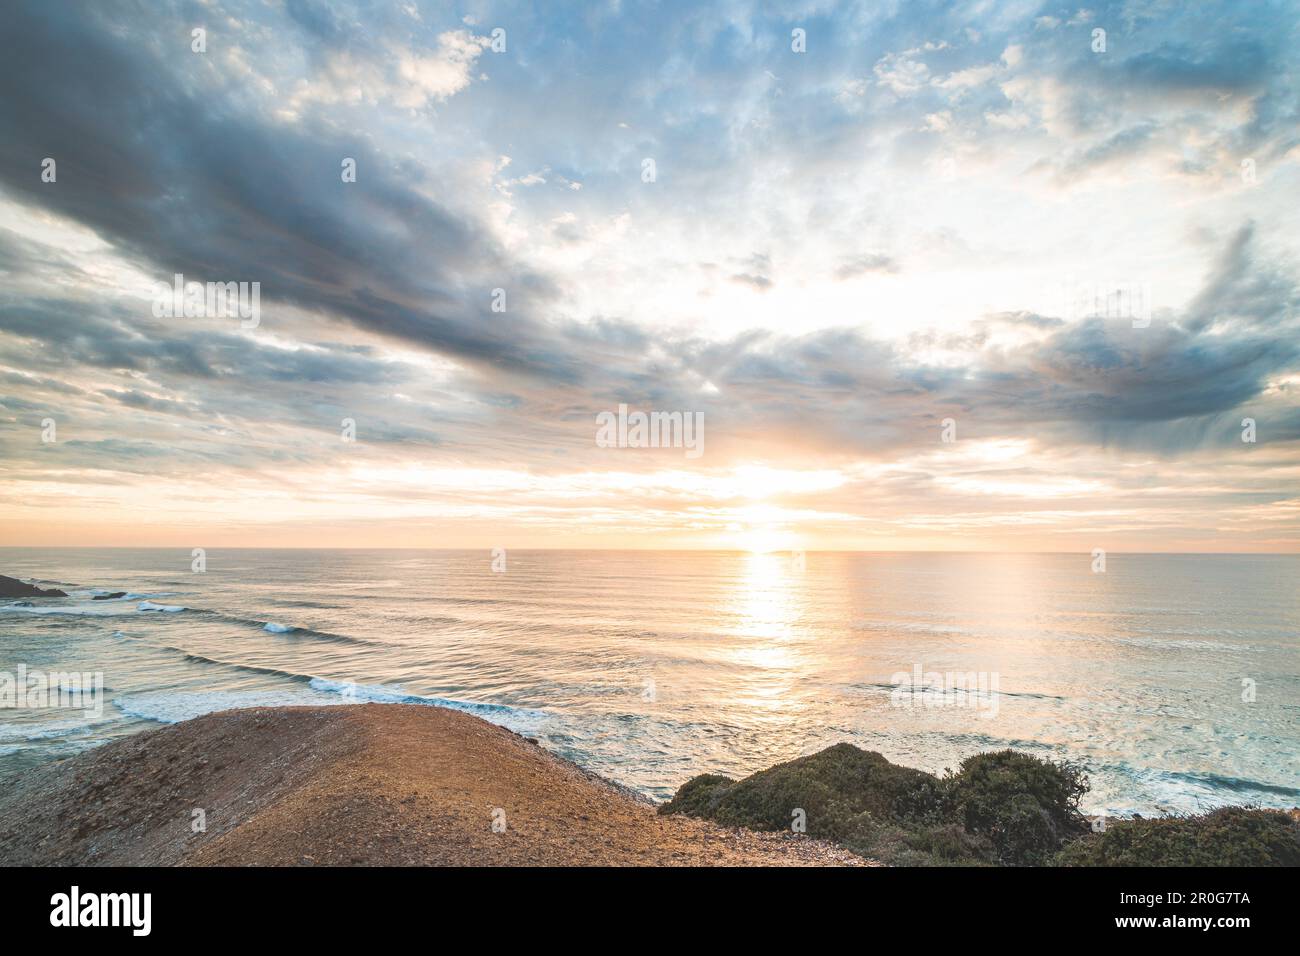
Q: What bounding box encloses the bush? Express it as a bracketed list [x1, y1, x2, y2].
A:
[658, 773, 734, 818]
[897, 823, 997, 867]
[660, 743, 950, 863]
[943, 750, 1089, 865]
[1055, 807, 1300, 866]
[661, 742, 1296, 867]
[662, 743, 1092, 866]
[662, 743, 1004, 865]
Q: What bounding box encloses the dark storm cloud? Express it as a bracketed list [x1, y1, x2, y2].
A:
[1182, 224, 1300, 333]
[2, 302, 217, 380]
[0, 370, 88, 396]
[0, 394, 51, 414]
[655, 225, 1300, 454]
[988, 319, 1292, 427]
[0, 2, 579, 383]
[99, 388, 196, 416]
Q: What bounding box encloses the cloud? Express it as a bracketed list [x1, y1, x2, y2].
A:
[835, 253, 899, 279]
[287, 29, 491, 111]
[0, 0, 1297, 548]
[1050, 121, 1160, 181]
[874, 51, 931, 94]
[0, 4, 573, 383]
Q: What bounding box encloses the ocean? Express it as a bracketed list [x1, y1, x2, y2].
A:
[1, 548, 1297, 815]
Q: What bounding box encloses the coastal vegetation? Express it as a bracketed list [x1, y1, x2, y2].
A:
[660, 743, 1300, 866]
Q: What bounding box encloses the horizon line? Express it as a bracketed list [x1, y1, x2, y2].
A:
[1, 546, 1296, 556]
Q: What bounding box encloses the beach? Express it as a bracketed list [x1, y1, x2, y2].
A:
[0, 703, 869, 867]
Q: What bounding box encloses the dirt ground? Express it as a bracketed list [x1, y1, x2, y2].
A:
[0, 703, 873, 866]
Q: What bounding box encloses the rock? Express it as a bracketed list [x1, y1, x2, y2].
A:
[0, 574, 68, 598]
[92, 592, 127, 601]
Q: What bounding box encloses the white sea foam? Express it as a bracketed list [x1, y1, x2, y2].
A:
[113, 688, 342, 723]
[137, 601, 186, 613]
[0, 716, 110, 743]
[307, 677, 546, 722]
[112, 682, 546, 732]
[3, 599, 188, 616]
[1, 602, 133, 617]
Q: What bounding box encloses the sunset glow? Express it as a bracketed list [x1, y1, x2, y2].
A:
[0, 3, 1297, 553]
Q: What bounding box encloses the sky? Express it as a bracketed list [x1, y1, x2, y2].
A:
[1, 0, 1299, 552]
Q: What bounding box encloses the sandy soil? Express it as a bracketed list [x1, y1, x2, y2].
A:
[0, 703, 872, 866]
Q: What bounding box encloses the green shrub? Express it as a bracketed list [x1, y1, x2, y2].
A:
[661, 742, 995, 865]
[661, 743, 1084, 865]
[658, 773, 734, 818]
[660, 742, 1295, 867]
[898, 823, 998, 866]
[1055, 807, 1300, 866]
[943, 750, 1089, 865]
[661, 742, 945, 853]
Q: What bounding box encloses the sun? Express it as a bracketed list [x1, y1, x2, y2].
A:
[727, 494, 802, 553]
[735, 512, 802, 554]
[740, 526, 787, 554]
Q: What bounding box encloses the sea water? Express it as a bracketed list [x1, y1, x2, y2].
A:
[1, 548, 1296, 815]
